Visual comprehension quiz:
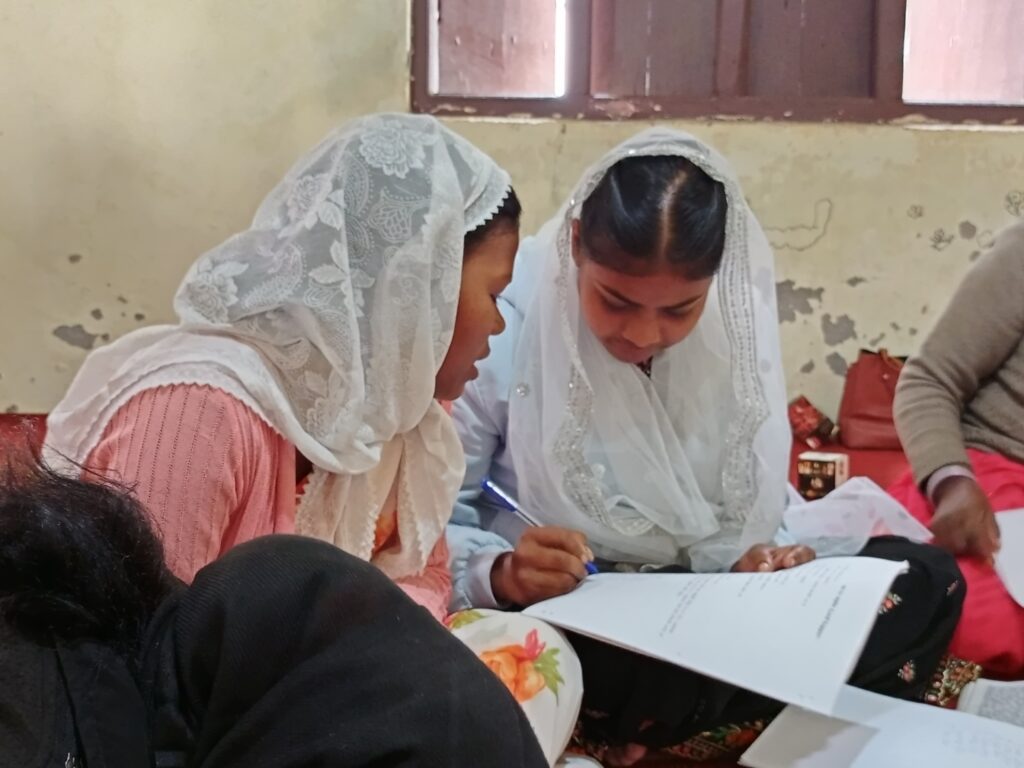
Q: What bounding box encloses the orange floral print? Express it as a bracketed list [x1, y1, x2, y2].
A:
[373, 509, 397, 552]
[480, 629, 563, 703]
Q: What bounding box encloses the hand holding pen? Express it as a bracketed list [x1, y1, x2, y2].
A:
[482, 479, 598, 607]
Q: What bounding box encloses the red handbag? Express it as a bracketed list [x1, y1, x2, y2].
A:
[837, 349, 905, 450]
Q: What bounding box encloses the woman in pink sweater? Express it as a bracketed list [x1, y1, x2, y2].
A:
[47, 114, 516, 621]
[45, 115, 586, 767]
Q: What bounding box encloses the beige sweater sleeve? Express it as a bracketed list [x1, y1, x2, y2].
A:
[894, 222, 1024, 485]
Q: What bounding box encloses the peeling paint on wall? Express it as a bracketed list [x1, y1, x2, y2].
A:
[826, 352, 849, 377]
[1007, 191, 1024, 217]
[821, 313, 857, 346]
[52, 324, 98, 350]
[930, 229, 954, 251]
[776, 280, 824, 323]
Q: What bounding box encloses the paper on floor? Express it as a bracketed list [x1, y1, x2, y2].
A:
[741, 685, 1024, 768]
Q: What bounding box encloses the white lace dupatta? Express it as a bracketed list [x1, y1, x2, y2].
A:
[45, 114, 512, 579]
[506, 129, 791, 571]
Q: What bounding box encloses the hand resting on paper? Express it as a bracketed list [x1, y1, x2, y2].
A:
[930, 475, 1000, 561]
[490, 526, 595, 607]
[731, 543, 816, 573]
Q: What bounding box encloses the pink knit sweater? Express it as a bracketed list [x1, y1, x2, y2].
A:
[85, 384, 452, 621]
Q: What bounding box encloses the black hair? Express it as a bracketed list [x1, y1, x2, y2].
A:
[579, 155, 727, 279]
[464, 187, 523, 251]
[0, 460, 175, 656]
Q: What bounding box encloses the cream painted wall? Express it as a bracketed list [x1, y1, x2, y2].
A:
[0, 0, 410, 412]
[2, 1, 1023, 416]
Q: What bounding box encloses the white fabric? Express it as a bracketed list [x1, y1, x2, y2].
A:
[44, 113, 512, 580]
[505, 128, 791, 571]
[448, 610, 583, 766]
[782, 477, 933, 552]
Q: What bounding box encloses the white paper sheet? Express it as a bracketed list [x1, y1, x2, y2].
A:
[741, 685, 1024, 768]
[523, 556, 906, 713]
[995, 508, 1024, 607]
[960, 679, 1024, 728]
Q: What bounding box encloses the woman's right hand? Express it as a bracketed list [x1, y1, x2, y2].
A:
[490, 527, 593, 607]
[930, 475, 1000, 561]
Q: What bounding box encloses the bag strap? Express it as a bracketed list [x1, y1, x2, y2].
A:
[878, 349, 903, 372]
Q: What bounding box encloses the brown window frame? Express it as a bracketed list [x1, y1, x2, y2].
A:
[410, 0, 1024, 124]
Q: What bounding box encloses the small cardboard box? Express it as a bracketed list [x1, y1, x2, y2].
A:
[796, 451, 850, 500]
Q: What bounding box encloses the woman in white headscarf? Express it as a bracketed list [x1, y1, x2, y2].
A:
[448, 129, 974, 765]
[44, 114, 588, 767]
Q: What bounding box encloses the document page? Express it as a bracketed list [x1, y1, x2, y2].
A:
[741, 685, 1024, 768]
[523, 556, 906, 713]
[995, 509, 1024, 607]
[960, 679, 1024, 728]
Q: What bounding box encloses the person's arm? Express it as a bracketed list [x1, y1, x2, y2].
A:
[447, 367, 516, 610]
[448, 291, 595, 609]
[447, 524, 513, 611]
[450, 356, 507, 531]
[447, 299, 517, 611]
[85, 384, 285, 582]
[895, 224, 1024, 485]
[394, 534, 453, 622]
[894, 224, 1024, 557]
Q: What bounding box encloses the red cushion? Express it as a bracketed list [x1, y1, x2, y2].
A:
[0, 414, 47, 461]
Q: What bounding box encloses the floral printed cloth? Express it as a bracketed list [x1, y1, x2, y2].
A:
[448, 610, 583, 766]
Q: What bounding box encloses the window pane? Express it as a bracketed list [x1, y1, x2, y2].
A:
[904, 0, 1024, 105]
[590, 0, 717, 99]
[430, 0, 564, 98]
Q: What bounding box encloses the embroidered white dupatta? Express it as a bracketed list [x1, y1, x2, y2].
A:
[45, 114, 512, 579]
[506, 129, 790, 571]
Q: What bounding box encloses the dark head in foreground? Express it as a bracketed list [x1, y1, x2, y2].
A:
[0, 462, 547, 768]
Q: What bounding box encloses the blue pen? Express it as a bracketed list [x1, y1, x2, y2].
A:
[481, 478, 599, 576]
